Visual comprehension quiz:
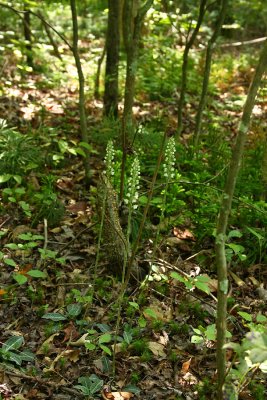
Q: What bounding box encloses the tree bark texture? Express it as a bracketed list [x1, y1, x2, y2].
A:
[104, 0, 120, 117]
[193, 0, 228, 147]
[94, 44, 106, 99]
[177, 0, 207, 138]
[120, 0, 153, 201]
[23, 5, 33, 68]
[70, 0, 90, 183]
[215, 38, 267, 400]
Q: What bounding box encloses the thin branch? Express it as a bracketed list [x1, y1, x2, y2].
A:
[0, 2, 72, 50]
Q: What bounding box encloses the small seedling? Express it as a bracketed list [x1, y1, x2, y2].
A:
[74, 374, 103, 398]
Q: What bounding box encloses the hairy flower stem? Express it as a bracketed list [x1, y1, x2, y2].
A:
[112, 130, 168, 376]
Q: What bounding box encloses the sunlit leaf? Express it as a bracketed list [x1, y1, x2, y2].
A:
[13, 273, 28, 285]
[27, 269, 47, 278]
[42, 313, 67, 321]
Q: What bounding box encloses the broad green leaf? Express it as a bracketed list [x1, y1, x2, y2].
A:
[58, 139, 69, 153]
[67, 303, 82, 317]
[256, 314, 267, 323]
[4, 258, 17, 267]
[74, 385, 90, 395]
[123, 330, 133, 345]
[238, 311, 252, 322]
[87, 329, 97, 335]
[96, 323, 111, 333]
[193, 328, 202, 335]
[88, 376, 104, 395]
[223, 342, 241, 352]
[8, 351, 22, 366]
[42, 313, 67, 321]
[191, 335, 204, 344]
[259, 360, 267, 373]
[14, 175, 22, 184]
[98, 333, 112, 344]
[20, 349, 35, 362]
[68, 147, 77, 155]
[5, 243, 19, 250]
[205, 324, 216, 341]
[184, 280, 194, 290]
[195, 280, 210, 294]
[138, 317, 146, 328]
[129, 301, 139, 309]
[170, 271, 186, 283]
[123, 385, 141, 395]
[75, 148, 86, 157]
[101, 356, 111, 373]
[99, 344, 112, 355]
[79, 141, 92, 151]
[27, 270, 47, 278]
[228, 230, 243, 239]
[195, 275, 210, 283]
[227, 243, 245, 254]
[76, 375, 103, 395]
[26, 241, 39, 248]
[246, 226, 264, 241]
[249, 347, 267, 364]
[85, 342, 96, 351]
[143, 308, 157, 319]
[226, 330, 232, 338]
[13, 273, 28, 285]
[0, 174, 12, 183]
[2, 336, 24, 352]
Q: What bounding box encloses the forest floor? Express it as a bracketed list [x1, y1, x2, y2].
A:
[0, 49, 267, 400]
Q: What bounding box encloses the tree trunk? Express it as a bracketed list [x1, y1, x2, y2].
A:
[70, 0, 90, 184]
[177, 0, 207, 138]
[193, 0, 228, 147]
[94, 43, 106, 99]
[119, 0, 153, 201]
[23, 5, 33, 68]
[103, 0, 120, 117]
[215, 38, 267, 400]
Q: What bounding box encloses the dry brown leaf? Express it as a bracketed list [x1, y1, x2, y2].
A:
[62, 322, 80, 343]
[229, 271, 246, 287]
[181, 358, 191, 374]
[148, 341, 166, 358]
[102, 386, 134, 400]
[173, 227, 195, 241]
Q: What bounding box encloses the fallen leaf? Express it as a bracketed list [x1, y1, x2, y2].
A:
[181, 358, 191, 374]
[173, 227, 195, 241]
[229, 271, 246, 287]
[102, 386, 134, 400]
[148, 341, 166, 357]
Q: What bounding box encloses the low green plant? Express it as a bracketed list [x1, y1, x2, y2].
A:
[0, 121, 41, 177]
[0, 335, 35, 367]
[1, 232, 47, 285]
[74, 374, 103, 398]
[191, 324, 232, 345]
[170, 271, 212, 295]
[224, 329, 267, 399]
[38, 248, 66, 265]
[33, 175, 64, 226]
[131, 339, 149, 356]
[41, 303, 82, 323]
[2, 186, 32, 218]
[225, 229, 247, 264]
